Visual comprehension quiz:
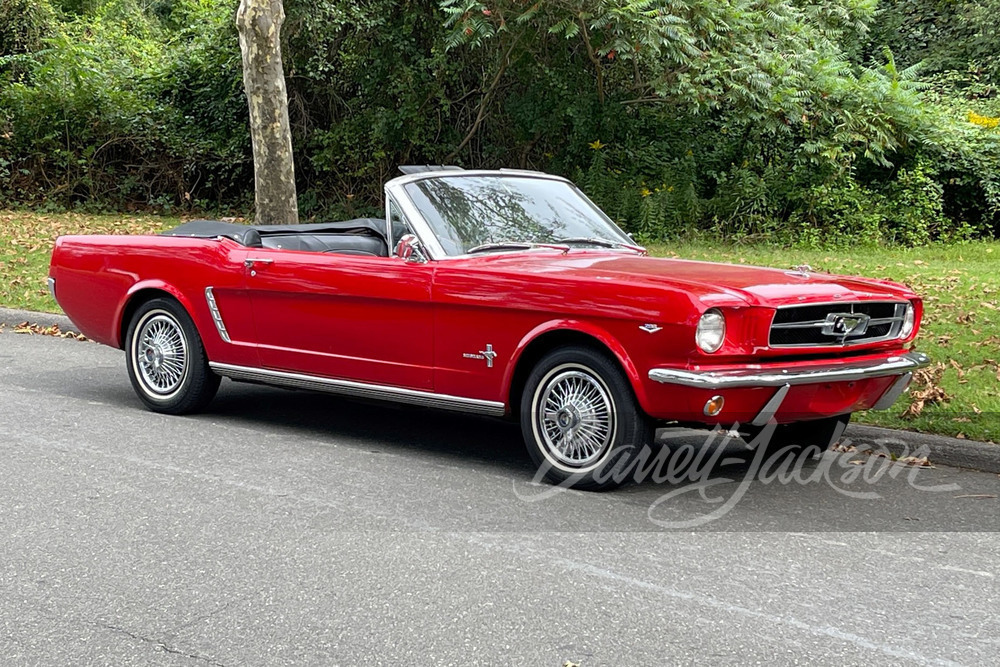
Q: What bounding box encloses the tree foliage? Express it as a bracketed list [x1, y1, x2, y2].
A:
[0, 0, 997, 244]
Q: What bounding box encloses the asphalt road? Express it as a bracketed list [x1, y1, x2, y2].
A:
[2, 331, 999, 666]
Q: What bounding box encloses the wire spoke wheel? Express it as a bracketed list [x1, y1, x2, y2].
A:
[134, 312, 189, 397]
[125, 298, 220, 415]
[534, 365, 616, 469]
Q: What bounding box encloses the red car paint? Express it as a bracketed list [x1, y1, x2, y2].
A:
[49, 232, 923, 425]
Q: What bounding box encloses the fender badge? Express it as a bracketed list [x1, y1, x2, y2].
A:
[463, 344, 498, 368]
[640, 324, 663, 334]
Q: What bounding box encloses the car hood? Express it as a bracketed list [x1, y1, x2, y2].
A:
[467, 252, 915, 307]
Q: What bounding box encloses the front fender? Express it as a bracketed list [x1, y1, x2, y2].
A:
[502, 319, 652, 414]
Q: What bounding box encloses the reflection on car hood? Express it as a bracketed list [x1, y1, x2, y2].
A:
[461, 252, 914, 307]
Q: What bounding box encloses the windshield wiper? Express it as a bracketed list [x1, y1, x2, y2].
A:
[467, 242, 570, 255]
[554, 237, 647, 254]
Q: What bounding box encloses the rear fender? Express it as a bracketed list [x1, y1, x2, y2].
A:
[115, 280, 199, 349]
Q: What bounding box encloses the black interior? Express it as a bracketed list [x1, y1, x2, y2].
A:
[162, 218, 389, 257]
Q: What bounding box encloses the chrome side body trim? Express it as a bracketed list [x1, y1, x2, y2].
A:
[204, 287, 231, 343]
[648, 351, 930, 389]
[208, 362, 507, 416]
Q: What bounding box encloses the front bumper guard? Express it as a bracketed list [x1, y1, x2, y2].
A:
[648, 351, 930, 426]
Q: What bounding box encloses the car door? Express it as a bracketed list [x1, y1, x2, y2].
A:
[244, 245, 434, 391]
[199, 242, 262, 368]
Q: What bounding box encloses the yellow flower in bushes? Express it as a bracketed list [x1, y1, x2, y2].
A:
[968, 111, 1000, 129]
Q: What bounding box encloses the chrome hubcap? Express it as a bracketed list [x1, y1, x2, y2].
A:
[135, 313, 188, 396]
[536, 367, 615, 468]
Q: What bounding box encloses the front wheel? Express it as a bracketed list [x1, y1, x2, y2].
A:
[520, 346, 653, 490]
[125, 297, 220, 415]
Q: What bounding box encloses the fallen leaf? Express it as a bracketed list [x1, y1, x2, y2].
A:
[900, 362, 951, 418]
[896, 456, 933, 467]
[12, 322, 87, 341]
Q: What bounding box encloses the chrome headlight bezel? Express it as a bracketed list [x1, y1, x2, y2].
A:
[696, 309, 726, 353]
[899, 302, 916, 339]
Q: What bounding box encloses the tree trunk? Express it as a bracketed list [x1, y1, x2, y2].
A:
[236, 0, 298, 225]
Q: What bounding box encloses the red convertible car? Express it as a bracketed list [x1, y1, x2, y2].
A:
[49, 167, 928, 488]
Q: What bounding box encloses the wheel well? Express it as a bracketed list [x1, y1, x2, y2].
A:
[509, 329, 625, 413]
[118, 288, 176, 349]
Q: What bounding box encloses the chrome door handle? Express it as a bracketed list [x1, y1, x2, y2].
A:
[244, 258, 274, 267]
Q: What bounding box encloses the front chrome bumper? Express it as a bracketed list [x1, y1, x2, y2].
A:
[648, 351, 930, 426]
[648, 351, 930, 389]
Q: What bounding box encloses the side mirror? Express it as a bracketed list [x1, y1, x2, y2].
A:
[395, 234, 428, 263]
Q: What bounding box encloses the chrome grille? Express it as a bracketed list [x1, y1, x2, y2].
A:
[769, 302, 906, 348]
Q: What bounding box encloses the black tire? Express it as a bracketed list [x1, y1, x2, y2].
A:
[748, 413, 852, 456]
[520, 346, 653, 490]
[125, 297, 220, 415]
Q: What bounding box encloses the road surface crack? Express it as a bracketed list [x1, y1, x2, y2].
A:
[96, 622, 227, 667]
[168, 601, 235, 633]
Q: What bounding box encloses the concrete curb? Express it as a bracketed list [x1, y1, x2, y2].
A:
[3, 305, 999, 473]
[0, 307, 75, 331]
[846, 424, 1000, 474]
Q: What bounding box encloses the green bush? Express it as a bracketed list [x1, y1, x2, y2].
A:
[0, 0, 998, 245]
[0, 0, 54, 59]
[0, 0, 249, 210]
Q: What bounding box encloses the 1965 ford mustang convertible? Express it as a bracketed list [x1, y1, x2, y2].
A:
[49, 166, 929, 488]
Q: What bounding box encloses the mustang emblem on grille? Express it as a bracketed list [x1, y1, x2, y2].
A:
[821, 313, 871, 337]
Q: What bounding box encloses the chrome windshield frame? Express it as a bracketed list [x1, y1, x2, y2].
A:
[383, 170, 636, 261]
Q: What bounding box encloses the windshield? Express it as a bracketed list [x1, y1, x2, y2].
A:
[402, 175, 634, 256]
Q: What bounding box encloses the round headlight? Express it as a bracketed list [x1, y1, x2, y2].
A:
[899, 302, 916, 339]
[696, 309, 726, 353]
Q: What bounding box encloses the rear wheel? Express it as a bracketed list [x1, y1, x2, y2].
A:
[520, 346, 653, 490]
[125, 297, 220, 414]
